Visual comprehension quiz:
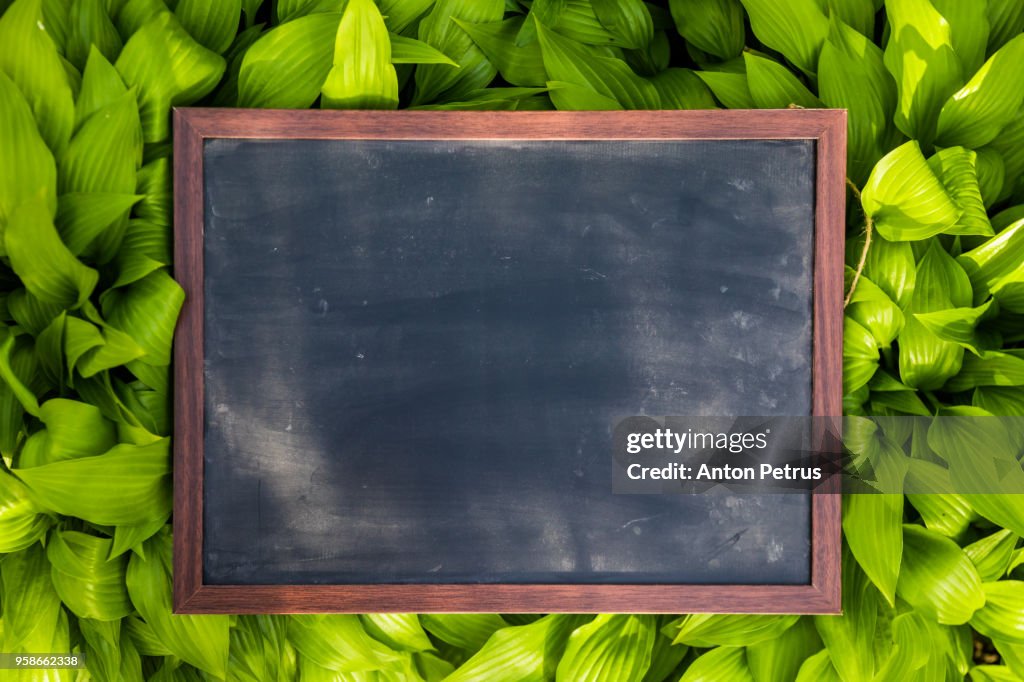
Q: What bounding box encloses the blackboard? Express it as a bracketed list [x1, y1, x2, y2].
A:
[173, 110, 845, 614]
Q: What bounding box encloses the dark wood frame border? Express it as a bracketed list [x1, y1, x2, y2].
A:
[173, 109, 845, 614]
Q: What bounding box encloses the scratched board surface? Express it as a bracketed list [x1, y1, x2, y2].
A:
[202, 138, 815, 585]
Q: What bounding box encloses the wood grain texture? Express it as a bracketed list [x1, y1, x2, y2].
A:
[172, 108, 846, 614]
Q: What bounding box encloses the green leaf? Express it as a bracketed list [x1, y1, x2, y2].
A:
[976, 147, 1007, 208]
[237, 13, 339, 108]
[861, 140, 960, 241]
[15, 438, 170, 525]
[818, 16, 898, 183]
[974, 385, 1024, 415]
[914, 299, 997, 355]
[0, 71, 57, 254]
[127, 529, 231, 677]
[927, 146, 993, 236]
[175, 0, 241, 54]
[667, 0, 744, 60]
[590, 0, 653, 50]
[843, 494, 902, 605]
[907, 465, 977, 537]
[321, 0, 398, 109]
[5, 197, 98, 310]
[47, 529, 132, 620]
[444, 615, 584, 682]
[552, 0, 621, 46]
[946, 350, 1024, 391]
[972, 581, 1024, 645]
[987, 111, 1024, 204]
[694, 70, 753, 108]
[535, 19, 659, 109]
[555, 614, 655, 682]
[361, 614, 433, 653]
[935, 34, 1024, 148]
[746, 618, 822, 682]
[289, 615, 404, 672]
[56, 193, 142, 257]
[679, 646, 753, 682]
[0, 0, 74, 156]
[456, 17, 547, 87]
[670, 614, 798, 647]
[794, 649, 841, 682]
[115, 11, 226, 142]
[649, 68, 716, 109]
[844, 317, 879, 393]
[743, 52, 822, 109]
[863, 235, 917, 308]
[986, 0, 1024, 54]
[897, 523, 985, 624]
[390, 34, 459, 66]
[74, 46, 128, 131]
[959, 219, 1024, 302]
[846, 268, 905, 347]
[113, 219, 170, 288]
[100, 269, 184, 366]
[413, 0, 504, 105]
[823, 0, 876, 37]
[0, 544, 63, 654]
[814, 549, 877, 682]
[970, 664, 1024, 681]
[378, 0, 434, 33]
[66, 0, 123, 72]
[38, 397, 117, 462]
[0, 329, 41, 420]
[0, 470, 51, 552]
[420, 614, 508, 652]
[227, 615, 296, 682]
[965, 529, 1018, 581]
[738, 0, 829, 75]
[883, 0, 964, 144]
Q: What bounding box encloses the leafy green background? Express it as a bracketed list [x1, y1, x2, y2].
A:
[1, 0, 1024, 679]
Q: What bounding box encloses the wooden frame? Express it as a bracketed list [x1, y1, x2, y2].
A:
[173, 109, 845, 614]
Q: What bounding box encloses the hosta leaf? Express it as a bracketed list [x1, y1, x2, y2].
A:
[976, 147, 1006, 208]
[116, 0, 173, 39]
[914, 299, 997, 355]
[127, 529, 230, 677]
[694, 70, 753, 108]
[15, 438, 170, 525]
[38, 397, 117, 461]
[883, 0, 964, 144]
[975, 385, 1024, 415]
[553, 0, 620, 46]
[390, 34, 459, 65]
[907, 464, 977, 537]
[420, 614, 508, 652]
[988, 111, 1024, 204]
[861, 140, 960, 241]
[134, 155, 172, 226]
[113, 219, 170, 288]
[322, 0, 398, 109]
[972, 581, 1024, 644]
[817, 16, 899, 184]
[555, 614, 655, 682]
[175, 0, 241, 54]
[361, 614, 434, 653]
[814, 549, 877, 682]
[794, 649, 841, 682]
[237, 13, 340, 108]
[413, 0, 504, 105]
[823, 0, 876, 38]
[965, 529, 1018, 582]
[846, 268, 904, 346]
[945, 350, 1024, 391]
[0, 71, 57, 252]
[843, 493, 902, 605]
[958, 219, 1024, 302]
[743, 52, 822, 109]
[935, 34, 1024, 148]
[897, 523, 985, 624]
[590, 0, 653, 50]
[275, 0, 340, 23]
[0, 470, 51, 552]
[60, 89, 141, 193]
[47, 529, 132, 620]
[289, 615, 404, 672]
[74, 46, 128, 131]
[378, 0, 433, 33]
[56, 193, 142, 256]
[535, 20, 659, 109]
[670, 614, 798, 647]
[844, 317, 879, 393]
[512, 0, 563, 46]
[228, 615, 297, 682]
[443, 615, 579, 682]
[649, 68, 716, 109]
[115, 11, 226, 142]
[738, 0, 829, 75]
[0, 544, 63, 653]
[100, 269, 184, 366]
[667, 0, 744, 60]
[642, 619, 688, 682]
[927, 146, 993, 236]
[0, 0, 74, 156]
[862, 235, 916, 308]
[456, 17, 547, 87]
[678, 646, 753, 682]
[970, 665, 1023, 681]
[5, 197, 98, 310]
[66, 0, 123, 71]
[932, 0, 990, 76]
[986, 0, 1024, 54]
[746, 618, 822, 682]
[0, 328, 42, 419]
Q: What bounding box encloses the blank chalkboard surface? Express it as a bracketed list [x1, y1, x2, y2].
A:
[173, 110, 845, 614]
